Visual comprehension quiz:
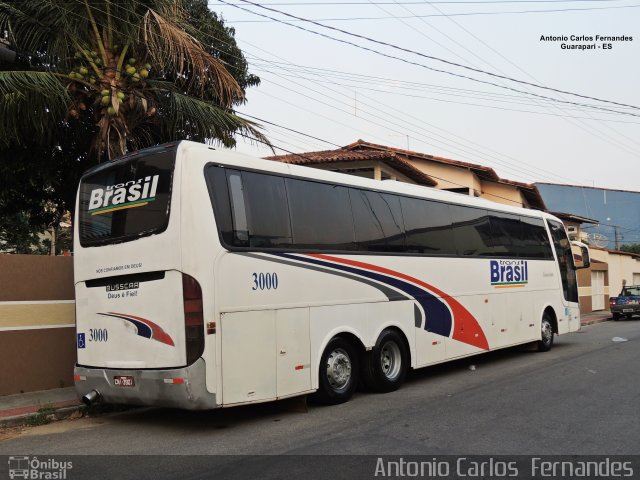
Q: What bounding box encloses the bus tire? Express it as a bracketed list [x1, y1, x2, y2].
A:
[612, 312, 620, 321]
[312, 337, 359, 405]
[537, 313, 554, 352]
[362, 329, 408, 393]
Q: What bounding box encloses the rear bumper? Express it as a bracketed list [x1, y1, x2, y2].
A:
[611, 305, 640, 315]
[74, 358, 217, 410]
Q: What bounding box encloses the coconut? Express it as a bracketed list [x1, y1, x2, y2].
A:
[100, 89, 110, 97]
[117, 91, 125, 101]
[128, 58, 136, 65]
[79, 67, 88, 75]
[107, 106, 116, 116]
[100, 95, 111, 106]
[125, 66, 136, 75]
[139, 69, 149, 78]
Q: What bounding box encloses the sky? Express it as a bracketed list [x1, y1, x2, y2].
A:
[210, 0, 639, 191]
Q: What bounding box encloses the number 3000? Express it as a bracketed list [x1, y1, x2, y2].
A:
[252, 272, 278, 291]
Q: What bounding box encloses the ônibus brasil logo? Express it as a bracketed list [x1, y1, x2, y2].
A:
[88, 175, 159, 216]
[490, 259, 528, 288]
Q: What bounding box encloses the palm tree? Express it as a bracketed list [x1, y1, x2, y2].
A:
[0, 0, 267, 160]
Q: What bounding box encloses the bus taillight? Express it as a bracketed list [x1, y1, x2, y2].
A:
[182, 273, 204, 365]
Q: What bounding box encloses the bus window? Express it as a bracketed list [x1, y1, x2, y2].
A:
[401, 198, 455, 255]
[227, 171, 250, 245]
[488, 213, 519, 257]
[241, 172, 292, 248]
[519, 216, 554, 259]
[548, 219, 579, 302]
[205, 165, 234, 246]
[350, 189, 405, 252]
[450, 205, 493, 256]
[78, 148, 176, 247]
[286, 179, 356, 250]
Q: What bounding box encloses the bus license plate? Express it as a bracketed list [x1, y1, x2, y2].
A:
[113, 375, 135, 387]
[622, 309, 634, 313]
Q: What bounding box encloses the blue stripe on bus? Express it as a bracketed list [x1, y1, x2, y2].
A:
[274, 253, 453, 338]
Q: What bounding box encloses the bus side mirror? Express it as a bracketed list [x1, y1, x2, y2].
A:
[571, 241, 590, 269]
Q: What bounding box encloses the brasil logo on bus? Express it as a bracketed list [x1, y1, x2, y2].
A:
[88, 175, 159, 216]
[490, 259, 528, 288]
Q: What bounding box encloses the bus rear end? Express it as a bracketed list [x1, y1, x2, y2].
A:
[73, 143, 215, 409]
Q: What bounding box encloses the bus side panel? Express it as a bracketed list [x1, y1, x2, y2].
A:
[220, 310, 277, 405]
[219, 307, 312, 405]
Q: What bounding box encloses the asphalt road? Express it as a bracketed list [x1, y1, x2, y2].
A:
[1, 320, 639, 479]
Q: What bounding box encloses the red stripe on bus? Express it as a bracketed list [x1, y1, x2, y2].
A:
[306, 254, 489, 351]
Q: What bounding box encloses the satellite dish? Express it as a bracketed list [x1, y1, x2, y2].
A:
[587, 233, 609, 248]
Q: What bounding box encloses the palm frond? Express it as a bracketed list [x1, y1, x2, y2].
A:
[141, 7, 243, 107]
[0, 1, 88, 63]
[0, 71, 70, 147]
[161, 91, 270, 148]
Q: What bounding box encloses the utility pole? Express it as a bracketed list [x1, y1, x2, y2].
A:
[614, 225, 621, 250]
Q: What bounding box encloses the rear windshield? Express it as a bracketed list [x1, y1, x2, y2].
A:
[78, 148, 176, 247]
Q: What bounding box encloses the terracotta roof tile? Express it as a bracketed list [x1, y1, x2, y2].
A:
[266, 148, 438, 186]
[267, 140, 547, 210]
[344, 139, 501, 181]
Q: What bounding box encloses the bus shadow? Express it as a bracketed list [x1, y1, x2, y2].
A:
[102, 394, 311, 431]
[100, 343, 572, 431]
[405, 341, 570, 385]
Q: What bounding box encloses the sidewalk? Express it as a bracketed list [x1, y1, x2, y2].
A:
[580, 310, 612, 326]
[0, 387, 82, 428]
[0, 312, 613, 429]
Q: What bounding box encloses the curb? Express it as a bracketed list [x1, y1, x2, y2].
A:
[0, 403, 143, 429]
[0, 404, 85, 428]
[581, 316, 611, 326]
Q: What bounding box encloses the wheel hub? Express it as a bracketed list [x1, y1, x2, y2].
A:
[326, 348, 352, 391]
[380, 341, 402, 380]
[542, 321, 553, 343]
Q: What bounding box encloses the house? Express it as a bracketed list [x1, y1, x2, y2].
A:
[267, 140, 546, 210]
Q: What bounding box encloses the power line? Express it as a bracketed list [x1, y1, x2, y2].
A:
[259, 66, 640, 124]
[99, 0, 597, 182]
[220, 0, 640, 113]
[225, 3, 640, 22]
[220, 0, 640, 158]
[245, 52, 572, 183]
[54, 1, 634, 187]
[409, 0, 640, 154]
[248, 59, 639, 115]
[221, 0, 632, 5]
[383, 0, 640, 156]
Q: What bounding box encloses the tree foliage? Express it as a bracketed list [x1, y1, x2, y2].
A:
[0, 0, 265, 252]
[620, 244, 640, 255]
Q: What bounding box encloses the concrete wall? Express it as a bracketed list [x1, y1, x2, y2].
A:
[410, 159, 481, 193]
[480, 181, 525, 208]
[577, 259, 609, 314]
[0, 254, 75, 396]
[589, 248, 640, 297]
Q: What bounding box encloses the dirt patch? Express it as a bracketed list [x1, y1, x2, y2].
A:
[0, 425, 26, 442]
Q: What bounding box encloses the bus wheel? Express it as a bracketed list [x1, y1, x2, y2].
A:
[312, 337, 359, 405]
[612, 312, 620, 321]
[537, 314, 554, 352]
[362, 329, 408, 393]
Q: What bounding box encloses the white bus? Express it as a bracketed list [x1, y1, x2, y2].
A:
[73, 140, 589, 409]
